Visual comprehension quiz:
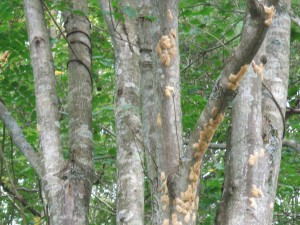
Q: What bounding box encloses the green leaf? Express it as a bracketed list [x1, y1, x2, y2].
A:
[291, 24, 300, 42]
[199, 8, 214, 16]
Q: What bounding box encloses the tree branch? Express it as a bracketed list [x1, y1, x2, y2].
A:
[0, 102, 43, 177]
[208, 143, 226, 149]
[286, 107, 300, 119]
[208, 140, 300, 152]
[92, 193, 116, 215]
[291, 11, 300, 27]
[189, 0, 279, 153]
[283, 139, 300, 152]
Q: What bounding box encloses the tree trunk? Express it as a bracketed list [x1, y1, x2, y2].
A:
[136, 0, 279, 224]
[216, 1, 290, 224]
[99, 1, 144, 224]
[261, 0, 291, 222]
[138, 9, 161, 224]
[24, 0, 95, 224]
[138, 1, 183, 224]
[24, 0, 65, 224]
[63, 0, 94, 224]
[215, 52, 265, 225]
[160, 0, 279, 224]
[17, 0, 284, 225]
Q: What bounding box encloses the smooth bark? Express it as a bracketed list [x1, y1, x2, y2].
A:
[24, 0, 66, 223]
[138, 10, 161, 224]
[118, 0, 279, 224]
[138, 1, 183, 224]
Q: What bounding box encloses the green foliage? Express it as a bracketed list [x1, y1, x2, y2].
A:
[198, 150, 225, 224]
[179, 0, 243, 136]
[291, 24, 300, 42]
[274, 147, 300, 225]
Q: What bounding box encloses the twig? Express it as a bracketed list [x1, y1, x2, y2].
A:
[181, 33, 241, 73]
[92, 193, 116, 215]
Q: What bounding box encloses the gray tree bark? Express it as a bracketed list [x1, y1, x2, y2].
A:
[261, 0, 290, 222]
[161, 0, 279, 224]
[24, 1, 66, 223]
[16, 0, 283, 224]
[99, 1, 144, 224]
[111, 0, 278, 224]
[63, 0, 94, 224]
[97, 0, 279, 224]
[216, 0, 291, 224]
[0, 102, 42, 177]
[22, 0, 95, 224]
[138, 1, 182, 224]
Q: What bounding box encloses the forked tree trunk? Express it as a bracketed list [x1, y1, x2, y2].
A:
[98, 0, 279, 224]
[216, 1, 290, 224]
[20, 0, 283, 224]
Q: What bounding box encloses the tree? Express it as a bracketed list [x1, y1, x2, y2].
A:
[0, 0, 299, 224]
[216, 1, 291, 224]
[2, 0, 93, 224]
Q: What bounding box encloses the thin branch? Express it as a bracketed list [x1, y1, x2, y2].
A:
[209, 143, 226, 149]
[0, 126, 5, 193]
[107, 0, 122, 40]
[91, 23, 140, 48]
[207, 140, 300, 152]
[0, 102, 43, 177]
[286, 107, 300, 119]
[92, 193, 116, 215]
[291, 15, 300, 27]
[16, 187, 38, 193]
[180, 2, 244, 14]
[10, 135, 16, 181]
[94, 155, 115, 160]
[98, 0, 141, 49]
[181, 18, 242, 73]
[283, 139, 300, 152]
[181, 33, 241, 73]
[38, 179, 49, 225]
[99, 124, 116, 137]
